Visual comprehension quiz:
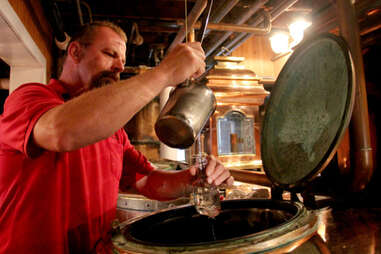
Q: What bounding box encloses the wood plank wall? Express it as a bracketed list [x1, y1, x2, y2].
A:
[231, 35, 290, 79]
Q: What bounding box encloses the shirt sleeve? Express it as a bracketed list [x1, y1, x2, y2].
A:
[118, 131, 155, 191]
[0, 83, 63, 157]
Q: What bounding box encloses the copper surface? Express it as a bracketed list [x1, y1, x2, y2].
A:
[288, 207, 381, 254]
[113, 199, 318, 254]
[337, 0, 374, 192]
[206, 56, 268, 171]
[229, 169, 272, 187]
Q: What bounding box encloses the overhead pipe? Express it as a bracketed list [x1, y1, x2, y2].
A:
[204, 0, 268, 57]
[270, 0, 300, 21]
[166, 0, 208, 53]
[80, 1, 93, 23]
[178, 19, 272, 34]
[208, 0, 299, 63]
[216, 10, 272, 56]
[209, 0, 240, 23]
[203, 0, 240, 37]
[75, 0, 84, 25]
[336, 0, 374, 192]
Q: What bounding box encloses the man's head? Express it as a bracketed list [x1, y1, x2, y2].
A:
[60, 21, 127, 92]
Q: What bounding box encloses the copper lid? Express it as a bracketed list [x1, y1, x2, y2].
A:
[261, 33, 355, 190]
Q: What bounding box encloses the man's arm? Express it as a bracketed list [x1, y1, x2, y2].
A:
[135, 155, 234, 201]
[32, 42, 205, 152]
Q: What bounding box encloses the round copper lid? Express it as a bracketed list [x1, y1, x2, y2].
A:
[261, 33, 355, 190]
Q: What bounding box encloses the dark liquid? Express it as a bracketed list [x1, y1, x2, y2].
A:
[208, 218, 217, 241]
[124, 200, 297, 245]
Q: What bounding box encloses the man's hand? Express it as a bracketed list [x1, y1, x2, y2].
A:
[157, 42, 206, 87]
[189, 155, 234, 187]
[133, 155, 233, 201]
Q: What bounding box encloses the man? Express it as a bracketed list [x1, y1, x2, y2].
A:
[0, 21, 234, 253]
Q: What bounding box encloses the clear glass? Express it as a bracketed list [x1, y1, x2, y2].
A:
[217, 111, 255, 155]
[191, 155, 221, 218]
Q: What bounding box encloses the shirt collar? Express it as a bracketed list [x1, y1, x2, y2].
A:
[47, 79, 71, 101]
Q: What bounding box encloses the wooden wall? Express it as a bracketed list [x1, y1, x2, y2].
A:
[124, 98, 161, 162]
[231, 35, 290, 79]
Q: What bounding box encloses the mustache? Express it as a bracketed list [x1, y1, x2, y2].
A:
[91, 71, 120, 88]
[97, 71, 120, 82]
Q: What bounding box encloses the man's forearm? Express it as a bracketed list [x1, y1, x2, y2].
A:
[135, 169, 194, 201]
[33, 68, 167, 152]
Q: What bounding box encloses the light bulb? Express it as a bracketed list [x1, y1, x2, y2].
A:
[289, 19, 311, 47]
[269, 32, 290, 54]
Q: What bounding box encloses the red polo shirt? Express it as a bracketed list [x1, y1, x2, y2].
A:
[0, 79, 154, 253]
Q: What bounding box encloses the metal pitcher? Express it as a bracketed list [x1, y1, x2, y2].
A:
[154, 0, 215, 149]
[155, 79, 216, 149]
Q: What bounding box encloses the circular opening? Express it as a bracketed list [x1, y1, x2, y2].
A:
[123, 199, 300, 246]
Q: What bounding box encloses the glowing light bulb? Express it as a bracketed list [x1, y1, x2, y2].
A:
[288, 19, 311, 47]
[269, 32, 290, 54]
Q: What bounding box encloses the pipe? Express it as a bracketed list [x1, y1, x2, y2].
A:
[205, 0, 267, 57]
[208, 0, 298, 62]
[336, 0, 374, 192]
[178, 19, 272, 34]
[197, 0, 214, 43]
[80, 1, 93, 23]
[166, 0, 208, 53]
[75, 0, 84, 25]
[270, 0, 299, 21]
[203, 0, 240, 37]
[126, 22, 137, 63]
[217, 10, 272, 56]
[229, 169, 272, 187]
[209, 0, 240, 23]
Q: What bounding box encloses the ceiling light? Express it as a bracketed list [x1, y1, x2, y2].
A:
[288, 19, 311, 47]
[269, 32, 290, 54]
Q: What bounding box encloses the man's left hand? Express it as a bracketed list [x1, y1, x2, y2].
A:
[189, 155, 234, 187]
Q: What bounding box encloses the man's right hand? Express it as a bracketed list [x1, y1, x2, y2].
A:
[156, 42, 206, 87]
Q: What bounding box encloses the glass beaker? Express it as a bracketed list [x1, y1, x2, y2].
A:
[191, 155, 221, 218]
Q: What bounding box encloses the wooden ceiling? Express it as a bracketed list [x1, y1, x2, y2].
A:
[1, 0, 380, 79]
[36, 0, 378, 69]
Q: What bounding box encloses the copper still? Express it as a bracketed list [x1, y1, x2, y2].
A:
[205, 56, 270, 179]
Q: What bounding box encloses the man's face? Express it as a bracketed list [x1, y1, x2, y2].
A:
[77, 26, 126, 90]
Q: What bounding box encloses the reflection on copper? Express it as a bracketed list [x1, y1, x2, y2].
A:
[315, 207, 331, 243]
[317, 218, 327, 242]
[367, 8, 380, 16]
[223, 159, 263, 168]
[311, 234, 332, 254]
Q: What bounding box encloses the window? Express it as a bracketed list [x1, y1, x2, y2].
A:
[217, 111, 255, 155]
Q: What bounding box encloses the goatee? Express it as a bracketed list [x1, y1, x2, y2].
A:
[91, 71, 120, 89]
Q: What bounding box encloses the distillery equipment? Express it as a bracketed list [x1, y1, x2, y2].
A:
[112, 32, 357, 253]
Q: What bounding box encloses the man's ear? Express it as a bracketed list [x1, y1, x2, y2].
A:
[67, 41, 83, 63]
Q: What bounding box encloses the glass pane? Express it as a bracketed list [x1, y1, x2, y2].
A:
[217, 111, 255, 155]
